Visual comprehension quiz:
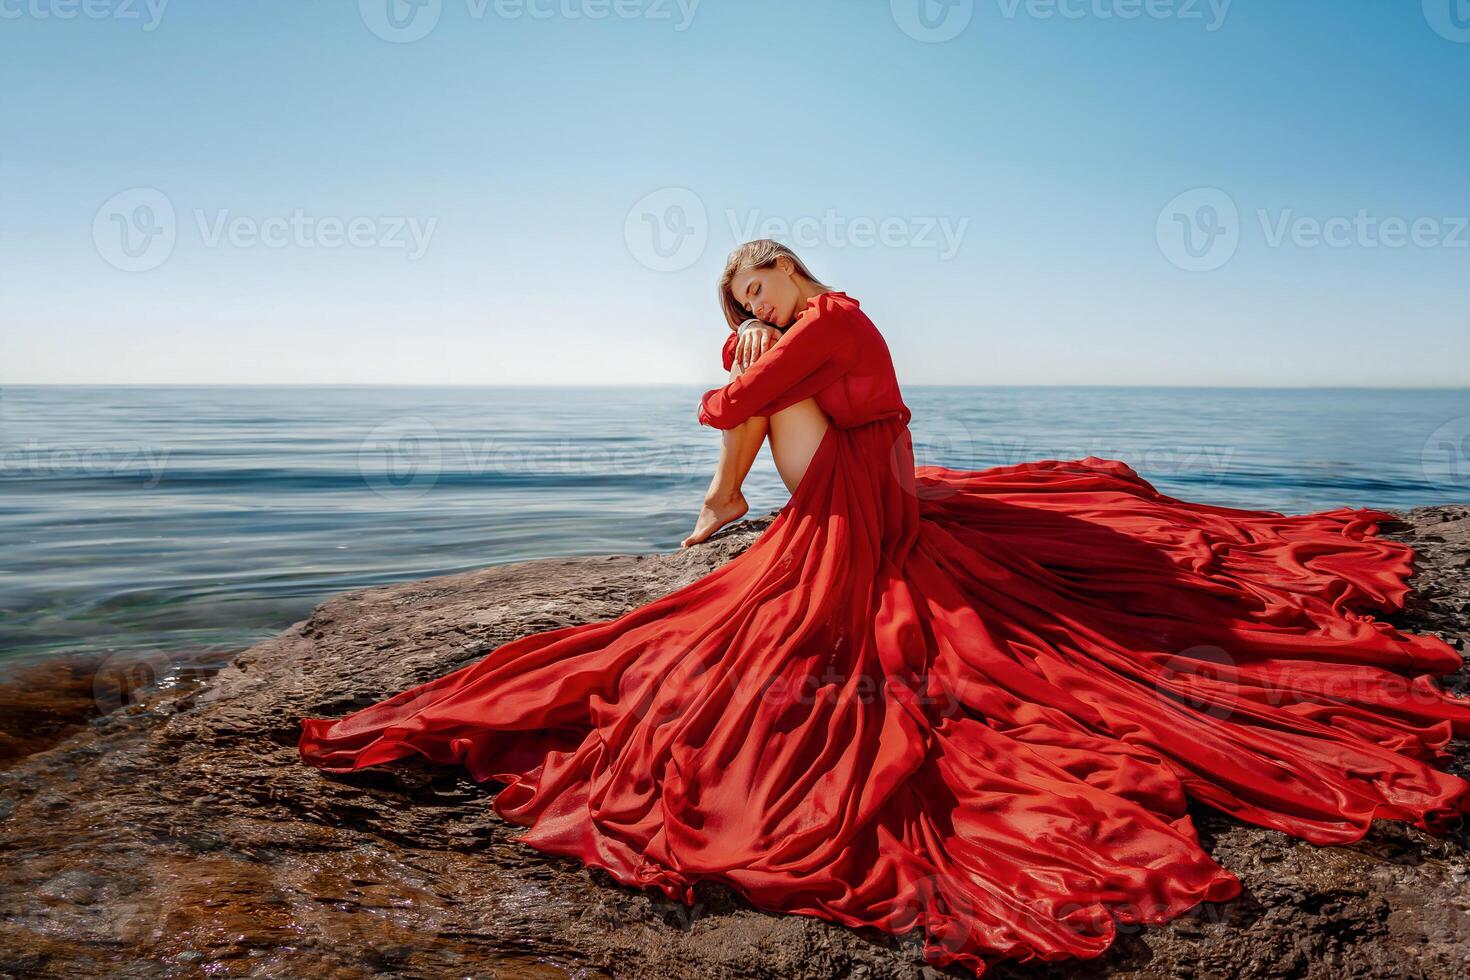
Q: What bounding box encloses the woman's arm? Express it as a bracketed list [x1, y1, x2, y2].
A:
[698, 301, 857, 430]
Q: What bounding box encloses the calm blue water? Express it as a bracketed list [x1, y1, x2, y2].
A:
[2, 385, 1468, 670]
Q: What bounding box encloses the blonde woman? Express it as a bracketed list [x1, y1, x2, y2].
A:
[682, 240, 841, 547]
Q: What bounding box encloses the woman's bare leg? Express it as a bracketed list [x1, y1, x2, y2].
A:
[765, 396, 831, 495]
[682, 386, 832, 547]
[681, 415, 765, 548]
[682, 360, 768, 548]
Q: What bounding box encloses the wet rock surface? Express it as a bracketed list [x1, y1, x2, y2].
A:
[2, 505, 1468, 978]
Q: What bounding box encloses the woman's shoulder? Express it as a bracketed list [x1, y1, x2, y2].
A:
[812, 289, 859, 313]
[799, 291, 875, 342]
[797, 289, 863, 326]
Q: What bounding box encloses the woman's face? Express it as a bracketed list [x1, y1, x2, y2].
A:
[730, 258, 804, 328]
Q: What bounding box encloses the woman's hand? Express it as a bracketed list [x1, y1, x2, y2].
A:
[734, 320, 782, 370]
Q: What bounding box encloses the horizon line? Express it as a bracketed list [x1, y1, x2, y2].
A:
[2, 382, 1467, 392]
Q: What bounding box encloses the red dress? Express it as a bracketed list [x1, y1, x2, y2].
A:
[300, 290, 1470, 977]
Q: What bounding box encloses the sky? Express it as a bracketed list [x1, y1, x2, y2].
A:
[1, 0, 1467, 387]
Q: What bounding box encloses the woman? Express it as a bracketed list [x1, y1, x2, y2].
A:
[299, 240, 1470, 978]
[680, 241, 839, 548]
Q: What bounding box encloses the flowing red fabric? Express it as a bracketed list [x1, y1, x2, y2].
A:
[299, 291, 1470, 976]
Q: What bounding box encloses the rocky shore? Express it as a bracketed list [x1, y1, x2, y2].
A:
[3, 505, 1469, 978]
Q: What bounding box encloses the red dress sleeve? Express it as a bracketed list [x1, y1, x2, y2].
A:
[721, 330, 739, 372]
[697, 296, 858, 430]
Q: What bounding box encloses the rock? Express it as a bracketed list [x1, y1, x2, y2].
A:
[1, 506, 1468, 978]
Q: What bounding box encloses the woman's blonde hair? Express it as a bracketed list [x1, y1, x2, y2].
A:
[718, 239, 833, 330]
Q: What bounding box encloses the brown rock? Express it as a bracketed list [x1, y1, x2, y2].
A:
[1, 506, 1468, 978]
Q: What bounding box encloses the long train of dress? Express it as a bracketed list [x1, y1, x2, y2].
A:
[299, 292, 1470, 976]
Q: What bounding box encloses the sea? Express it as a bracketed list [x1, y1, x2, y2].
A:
[2, 384, 1468, 672]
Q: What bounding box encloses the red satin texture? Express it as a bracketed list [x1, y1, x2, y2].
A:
[300, 292, 1470, 977]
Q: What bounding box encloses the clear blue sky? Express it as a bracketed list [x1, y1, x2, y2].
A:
[2, 0, 1466, 386]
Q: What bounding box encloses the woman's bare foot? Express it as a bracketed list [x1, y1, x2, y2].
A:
[681, 491, 748, 548]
